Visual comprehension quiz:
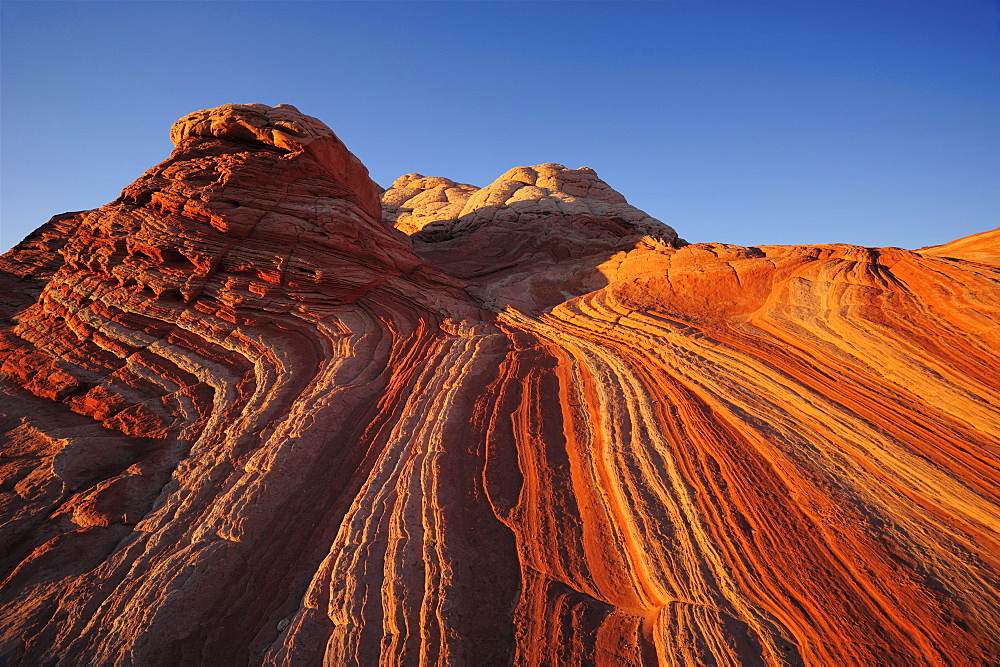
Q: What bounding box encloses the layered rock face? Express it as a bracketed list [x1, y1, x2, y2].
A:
[1, 104, 999, 666]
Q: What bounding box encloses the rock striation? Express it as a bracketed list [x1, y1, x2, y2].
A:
[919, 226, 1000, 266]
[1, 104, 999, 666]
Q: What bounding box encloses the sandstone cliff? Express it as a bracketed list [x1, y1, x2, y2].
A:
[1, 104, 998, 666]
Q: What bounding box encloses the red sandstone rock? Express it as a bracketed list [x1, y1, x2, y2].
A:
[1, 105, 999, 665]
[0, 211, 87, 322]
[919, 226, 1000, 265]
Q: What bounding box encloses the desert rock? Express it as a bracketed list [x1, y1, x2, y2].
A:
[383, 164, 684, 311]
[1, 104, 999, 666]
[384, 163, 678, 243]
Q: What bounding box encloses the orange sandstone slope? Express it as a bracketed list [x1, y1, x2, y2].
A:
[920, 227, 1000, 266]
[0, 105, 998, 666]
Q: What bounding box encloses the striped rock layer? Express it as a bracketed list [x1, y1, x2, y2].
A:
[1, 104, 998, 666]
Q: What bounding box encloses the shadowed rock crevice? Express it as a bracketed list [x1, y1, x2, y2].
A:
[1, 103, 999, 665]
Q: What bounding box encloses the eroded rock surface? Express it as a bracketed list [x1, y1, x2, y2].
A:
[383, 163, 676, 243]
[2, 104, 999, 666]
[383, 164, 684, 311]
[919, 226, 1000, 265]
[0, 211, 87, 321]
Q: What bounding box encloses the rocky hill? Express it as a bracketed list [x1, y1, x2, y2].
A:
[1, 104, 998, 665]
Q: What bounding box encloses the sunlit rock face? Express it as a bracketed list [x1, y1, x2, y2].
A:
[2, 104, 999, 666]
[383, 163, 676, 242]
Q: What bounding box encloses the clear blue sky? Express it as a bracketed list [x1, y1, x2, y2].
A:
[2, 1, 998, 252]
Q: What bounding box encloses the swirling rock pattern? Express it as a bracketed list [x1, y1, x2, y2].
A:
[1, 104, 998, 666]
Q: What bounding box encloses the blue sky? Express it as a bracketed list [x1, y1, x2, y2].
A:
[2, 0, 998, 252]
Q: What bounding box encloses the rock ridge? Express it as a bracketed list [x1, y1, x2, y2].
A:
[383, 162, 679, 243]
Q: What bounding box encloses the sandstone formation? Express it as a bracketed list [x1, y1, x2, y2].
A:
[1, 104, 999, 666]
[382, 166, 682, 312]
[383, 164, 674, 242]
[920, 226, 1000, 265]
[0, 211, 85, 321]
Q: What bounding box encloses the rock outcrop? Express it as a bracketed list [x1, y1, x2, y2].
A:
[0, 211, 86, 321]
[1, 104, 999, 666]
[383, 165, 683, 311]
[919, 226, 1000, 265]
[383, 164, 675, 242]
